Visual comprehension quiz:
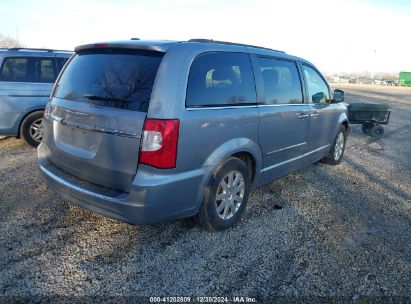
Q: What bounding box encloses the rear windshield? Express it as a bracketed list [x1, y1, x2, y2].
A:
[52, 48, 164, 112]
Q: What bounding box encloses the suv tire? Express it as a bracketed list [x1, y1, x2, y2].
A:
[321, 125, 347, 165]
[20, 111, 44, 148]
[198, 157, 251, 231]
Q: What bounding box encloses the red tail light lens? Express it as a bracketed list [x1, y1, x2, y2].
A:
[94, 43, 110, 48]
[139, 119, 180, 169]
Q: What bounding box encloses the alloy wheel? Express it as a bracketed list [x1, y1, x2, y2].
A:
[215, 170, 245, 220]
[29, 118, 44, 143]
[334, 131, 344, 160]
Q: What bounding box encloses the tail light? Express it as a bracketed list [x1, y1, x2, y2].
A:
[139, 119, 180, 169]
[44, 102, 52, 118]
[94, 43, 110, 48]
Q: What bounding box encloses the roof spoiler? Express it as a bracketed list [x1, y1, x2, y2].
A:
[75, 43, 168, 53]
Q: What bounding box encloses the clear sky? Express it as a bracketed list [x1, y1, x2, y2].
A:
[1, 0, 410, 73]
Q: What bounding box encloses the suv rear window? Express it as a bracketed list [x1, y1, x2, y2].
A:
[53, 49, 164, 112]
[186, 52, 256, 107]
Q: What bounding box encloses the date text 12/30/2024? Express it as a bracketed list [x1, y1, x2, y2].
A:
[149, 296, 257, 303]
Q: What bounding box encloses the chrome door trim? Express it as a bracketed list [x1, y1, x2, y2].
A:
[261, 144, 330, 173]
[266, 142, 307, 155]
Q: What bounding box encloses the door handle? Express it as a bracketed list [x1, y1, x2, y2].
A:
[310, 111, 320, 118]
[298, 113, 309, 119]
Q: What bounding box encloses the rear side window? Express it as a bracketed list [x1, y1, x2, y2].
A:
[0, 57, 29, 82]
[53, 49, 164, 112]
[37, 58, 56, 82]
[257, 57, 303, 105]
[0, 57, 58, 83]
[186, 52, 256, 107]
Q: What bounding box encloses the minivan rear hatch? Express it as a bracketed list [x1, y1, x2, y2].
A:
[43, 47, 164, 192]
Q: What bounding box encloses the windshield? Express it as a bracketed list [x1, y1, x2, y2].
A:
[53, 48, 164, 112]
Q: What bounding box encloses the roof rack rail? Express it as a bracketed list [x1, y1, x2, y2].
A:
[188, 39, 285, 53]
[7, 47, 72, 52]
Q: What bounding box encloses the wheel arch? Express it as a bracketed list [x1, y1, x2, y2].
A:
[334, 112, 350, 138]
[342, 119, 349, 130]
[231, 151, 256, 184]
[202, 137, 263, 186]
[17, 108, 45, 137]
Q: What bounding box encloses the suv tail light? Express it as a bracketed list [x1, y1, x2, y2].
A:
[139, 119, 180, 169]
[44, 102, 52, 118]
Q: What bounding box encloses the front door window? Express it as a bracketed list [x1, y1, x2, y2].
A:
[303, 65, 330, 104]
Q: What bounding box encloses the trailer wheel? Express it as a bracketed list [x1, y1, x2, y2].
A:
[362, 123, 374, 134]
[370, 125, 384, 139]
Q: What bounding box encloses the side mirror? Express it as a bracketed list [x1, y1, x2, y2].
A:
[333, 89, 344, 103]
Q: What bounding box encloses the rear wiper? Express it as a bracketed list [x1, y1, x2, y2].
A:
[83, 94, 130, 103]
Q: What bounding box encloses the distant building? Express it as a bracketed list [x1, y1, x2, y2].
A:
[349, 77, 374, 84]
[328, 76, 350, 83]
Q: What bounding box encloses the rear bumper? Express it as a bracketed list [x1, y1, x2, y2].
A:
[38, 143, 209, 224]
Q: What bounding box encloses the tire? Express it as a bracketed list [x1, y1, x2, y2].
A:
[198, 157, 251, 232]
[362, 123, 374, 134]
[370, 125, 384, 139]
[321, 126, 347, 165]
[20, 111, 44, 148]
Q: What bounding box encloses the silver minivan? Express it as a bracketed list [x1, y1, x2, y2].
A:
[38, 39, 348, 231]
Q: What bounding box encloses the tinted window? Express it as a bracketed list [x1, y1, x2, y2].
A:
[56, 57, 70, 72]
[186, 52, 256, 107]
[0, 58, 29, 82]
[257, 57, 303, 105]
[303, 65, 330, 104]
[0, 57, 57, 83]
[53, 49, 163, 112]
[37, 58, 56, 82]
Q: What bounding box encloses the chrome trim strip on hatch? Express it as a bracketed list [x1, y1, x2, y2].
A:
[45, 114, 141, 139]
[261, 144, 330, 173]
[61, 108, 92, 117]
[266, 142, 307, 155]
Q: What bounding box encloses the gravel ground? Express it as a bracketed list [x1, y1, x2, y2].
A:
[0, 85, 410, 303]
